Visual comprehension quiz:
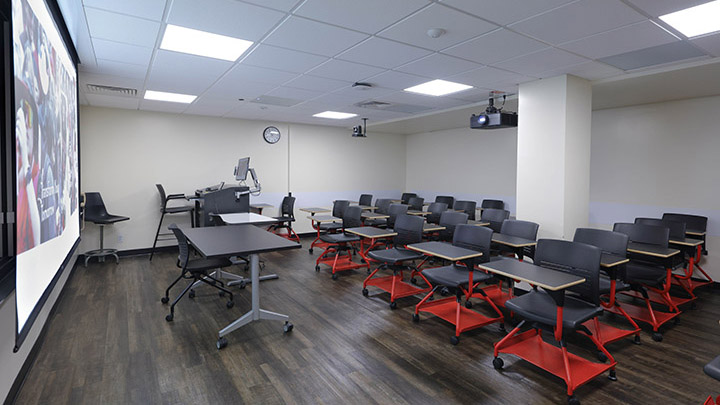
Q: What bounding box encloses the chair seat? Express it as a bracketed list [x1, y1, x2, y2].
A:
[319, 222, 343, 231]
[423, 264, 492, 287]
[368, 247, 423, 264]
[273, 215, 295, 223]
[625, 262, 667, 286]
[505, 290, 603, 331]
[164, 206, 193, 214]
[85, 214, 130, 225]
[599, 276, 631, 294]
[705, 355, 720, 381]
[185, 257, 232, 274]
[320, 233, 360, 244]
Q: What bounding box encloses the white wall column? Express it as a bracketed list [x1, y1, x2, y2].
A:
[516, 74, 592, 239]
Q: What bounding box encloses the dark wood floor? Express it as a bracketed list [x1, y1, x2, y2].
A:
[13, 237, 720, 404]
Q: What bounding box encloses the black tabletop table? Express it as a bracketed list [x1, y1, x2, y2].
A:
[477, 257, 585, 291]
[408, 241, 483, 261]
[627, 242, 680, 259]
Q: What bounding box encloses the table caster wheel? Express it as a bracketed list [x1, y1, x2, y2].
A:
[465, 301, 473, 309]
[189, 290, 195, 299]
[309, 248, 314, 254]
[284, 322, 293, 333]
[450, 336, 459, 345]
[493, 357, 504, 370]
[652, 332, 663, 342]
[161, 297, 169, 304]
[315, 265, 320, 272]
[597, 351, 607, 363]
[216, 337, 228, 350]
[608, 369, 617, 381]
[633, 335, 641, 345]
[412, 314, 419, 322]
[226, 300, 234, 309]
[568, 395, 580, 405]
[332, 273, 338, 280]
[362, 288, 369, 297]
[165, 314, 174, 322]
[389, 301, 397, 310]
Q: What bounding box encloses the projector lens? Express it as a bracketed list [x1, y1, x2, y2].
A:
[476, 114, 488, 126]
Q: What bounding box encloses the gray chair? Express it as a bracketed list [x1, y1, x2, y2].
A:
[316, 206, 364, 279]
[481, 199, 504, 210]
[435, 195, 455, 209]
[454, 200, 477, 220]
[438, 211, 469, 242]
[408, 197, 424, 212]
[386, 203, 409, 229]
[481, 208, 510, 233]
[426, 202, 448, 225]
[400, 192, 417, 205]
[319, 200, 350, 232]
[498, 219, 539, 260]
[359, 194, 373, 206]
[151, 184, 194, 261]
[83, 192, 129, 267]
[365, 198, 392, 227]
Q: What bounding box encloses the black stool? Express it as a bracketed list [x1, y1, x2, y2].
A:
[83, 192, 129, 267]
[150, 184, 194, 261]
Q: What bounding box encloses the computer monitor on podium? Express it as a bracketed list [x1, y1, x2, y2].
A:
[234, 157, 250, 181]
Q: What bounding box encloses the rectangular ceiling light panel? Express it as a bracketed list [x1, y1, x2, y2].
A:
[144, 90, 197, 103]
[660, 1, 720, 38]
[403, 79, 473, 96]
[161, 24, 253, 61]
[313, 111, 357, 119]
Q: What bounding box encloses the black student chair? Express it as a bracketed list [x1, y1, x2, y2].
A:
[481, 208, 510, 233]
[400, 192, 417, 205]
[83, 192, 130, 267]
[268, 194, 299, 243]
[453, 200, 477, 220]
[499, 219, 539, 259]
[426, 202, 448, 225]
[320, 200, 350, 232]
[358, 194, 373, 206]
[316, 206, 364, 279]
[386, 203, 408, 230]
[408, 196, 424, 212]
[435, 195, 455, 209]
[481, 199, 504, 210]
[365, 198, 392, 227]
[416, 225, 503, 345]
[662, 213, 713, 291]
[151, 184, 194, 261]
[161, 224, 234, 322]
[438, 211, 469, 242]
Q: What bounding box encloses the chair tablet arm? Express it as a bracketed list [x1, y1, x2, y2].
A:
[166, 193, 187, 201]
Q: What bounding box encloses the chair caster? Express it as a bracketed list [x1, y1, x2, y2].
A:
[283, 322, 293, 333]
[239, 281, 246, 289]
[410, 278, 417, 284]
[499, 323, 506, 332]
[367, 268, 371, 275]
[309, 248, 314, 254]
[412, 313, 419, 323]
[440, 287, 450, 296]
[216, 337, 228, 350]
[450, 336, 459, 345]
[633, 335, 641, 345]
[360, 259, 366, 264]
[652, 332, 663, 342]
[608, 369, 617, 381]
[568, 395, 580, 405]
[332, 273, 338, 280]
[161, 297, 169, 304]
[493, 357, 504, 370]
[226, 300, 234, 309]
[165, 314, 174, 322]
[465, 300, 473, 309]
[389, 301, 397, 310]
[597, 351, 608, 363]
[362, 288, 369, 297]
[189, 290, 195, 299]
[315, 265, 320, 272]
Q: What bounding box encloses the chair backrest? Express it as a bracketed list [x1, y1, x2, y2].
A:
[400, 192, 417, 205]
[500, 220, 539, 241]
[393, 214, 424, 247]
[435, 195, 455, 209]
[453, 224, 493, 265]
[387, 204, 408, 228]
[481, 208, 510, 233]
[408, 196, 424, 211]
[156, 184, 168, 206]
[168, 223, 189, 268]
[359, 194, 373, 206]
[280, 195, 296, 218]
[426, 202, 448, 224]
[83, 192, 110, 221]
[573, 228, 628, 257]
[375, 198, 392, 215]
[662, 213, 707, 233]
[453, 200, 477, 220]
[635, 217, 686, 240]
[343, 206, 363, 229]
[332, 200, 350, 218]
[438, 211, 469, 241]
[613, 223, 669, 247]
[481, 199, 504, 210]
[535, 239, 601, 305]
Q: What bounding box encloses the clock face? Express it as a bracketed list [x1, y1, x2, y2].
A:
[263, 126, 281, 144]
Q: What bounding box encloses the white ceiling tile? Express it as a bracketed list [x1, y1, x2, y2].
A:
[536, 61, 623, 81]
[91, 38, 154, 65]
[59, 0, 97, 69]
[377, 3, 498, 51]
[559, 21, 678, 59]
[264, 16, 369, 57]
[395, 53, 481, 78]
[442, 29, 548, 65]
[222, 64, 299, 86]
[509, 0, 646, 45]
[139, 99, 189, 113]
[494, 48, 590, 76]
[309, 92, 367, 108]
[626, 0, 711, 17]
[295, 0, 430, 34]
[168, 0, 285, 41]
[307, 59, 385, 82]
[242, 45, 328, 73]
[203, 80, 278, 99]
[85, 93, 140, 109]
[692, 32, 720, 57]
[364, 70, 429, 90]
[84, 7, 161, 47]
[328, 85, 398, 103]
[266, 86, 325, 100]
[449, 86, 504, 102]
[183, 96, 239, 117]
[240, 0, 300, 12]
[146, 50, 233, 94]
[439, 0, 575, 26]
[284, 75, 350, 92]
[83, 59, 148, 79]
[375, 90, 468, 108]
[82, 0, 167, 21]
[448, 66, 535, 89]
[337, 38, 432, 69]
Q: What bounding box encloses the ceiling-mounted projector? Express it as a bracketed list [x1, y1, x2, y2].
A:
[471, 93, 517, 129]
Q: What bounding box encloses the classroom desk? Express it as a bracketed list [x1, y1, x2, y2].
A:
[300, 207, 330, 215]
[491, 233, 537, 261]
[477, 257, 585, 291]
[407, 210, 429, 216]
[361, 212, 388, 219]
[422, 223, 445, 233]
[181, 224, 300, 349]
[468, 220, 490, 227]
[668, 237, 712, 294]
[345, 227, 397, 263]
[307, 215, 342, 253]
[389, 199, 402, 203]
[249, 203, 273, 215]
[356, 205, 377, 211]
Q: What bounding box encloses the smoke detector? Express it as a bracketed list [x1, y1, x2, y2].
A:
[427, 28, 446, 38]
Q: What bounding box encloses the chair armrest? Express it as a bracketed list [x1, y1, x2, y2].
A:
[167, 193, 187, 200]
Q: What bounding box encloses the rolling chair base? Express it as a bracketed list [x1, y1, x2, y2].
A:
[84, 248, 119, 267]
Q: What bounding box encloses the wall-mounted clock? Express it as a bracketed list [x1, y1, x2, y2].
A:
[263, 126, 281, 144]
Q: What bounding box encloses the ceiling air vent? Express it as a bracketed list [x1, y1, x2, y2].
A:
[356, 100, 391, 109]
[86, 83, 137, 97]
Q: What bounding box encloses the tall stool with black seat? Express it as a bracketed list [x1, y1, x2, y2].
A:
[453, 200, 477, 220]
[481, 199, 504, 210]
[161, 224, 234, 322]
[573, 228, 641, 348]
[426, 202, 448, 225]
[363, 215, 430, 309]
[612, 222, 681, 341]
[150, 184, 194, 261]
[400, 192, 417, 205]
[481, 208, 510, 233]
[268, 194, 300, 243]
[315, 206, 366, 279]
[358, 194, 373, 207]
[492, 239, 616, 405]
[408, 196, 424, 212]
[435, 195, 455, 209]
[662, 213, 714, 294]
[83, 192, 130, 267]
[414, 225, 504, 345]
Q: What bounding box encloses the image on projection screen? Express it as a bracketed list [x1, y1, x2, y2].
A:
[12, 0, 79, 333]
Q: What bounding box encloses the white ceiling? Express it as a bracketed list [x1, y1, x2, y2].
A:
[58, 0, 720, 128]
